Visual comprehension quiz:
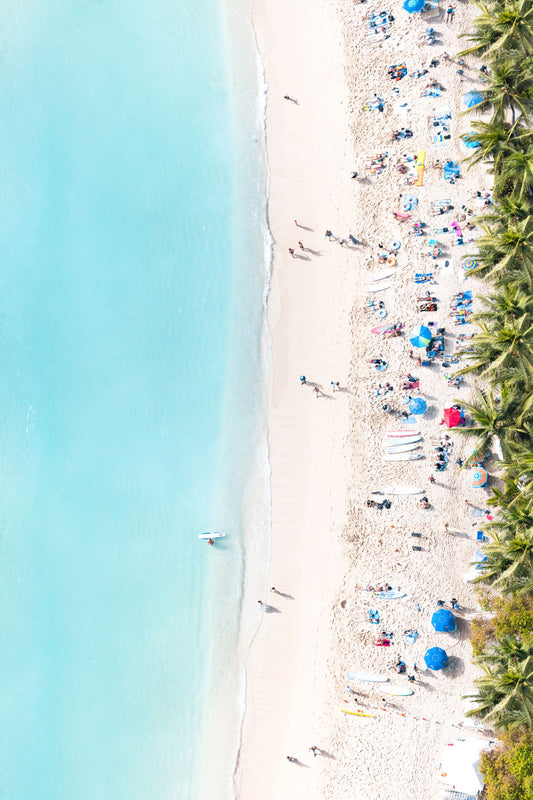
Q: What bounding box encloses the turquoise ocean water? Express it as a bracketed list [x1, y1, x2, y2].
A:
[0, 2, 268, 798]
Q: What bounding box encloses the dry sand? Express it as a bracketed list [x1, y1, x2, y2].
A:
[236, 1, 494, 798]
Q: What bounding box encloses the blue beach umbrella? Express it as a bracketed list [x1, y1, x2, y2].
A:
[462, 91, 483, 108]
[403, 0, 425, 12]
[431, 609, 456, 632]
[463, 133, 481, 149]
[409, 397, 427, 415]
[424, 646, 448, 670]
[409, 324, 432, 348]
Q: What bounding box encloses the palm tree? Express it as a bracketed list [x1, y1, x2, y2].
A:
[456, 388, 528, 464]
[472, 284, 533, 324]
[457, 317, 533, 387]
[496, 147, 533, 199]
[462, 120, 533, 172]
[473, 58, 533, 124]
[473, 217, 533, 284]
[466, 641, 533, 730]
[482, 198, 533, 226]
[478, 528, 533, 587]
[459, 0, 533, 59]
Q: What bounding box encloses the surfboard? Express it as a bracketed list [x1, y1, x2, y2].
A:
[369, 269, 396, 282]
[386, 430, 419, 437]
[381, 685, 414, 697]
[374, 589, 407, 600]
[384, 443, 420, 454]
[380, 486, 425, 495]
[383, 453, 423, 462]
[371, 323, 397, 334]
[384, 435, 422, 446]
[198, 532, 226, 540]
[338, 709, 376, 718]
[346, 672, 389, 682]
[365, 283, 391, 293]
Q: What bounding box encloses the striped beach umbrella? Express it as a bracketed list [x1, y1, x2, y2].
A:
[470, 467, 488, 488]
[409, 397, 427, 415]
[409, 324, 432, 348]
[462, 257, 478, 271]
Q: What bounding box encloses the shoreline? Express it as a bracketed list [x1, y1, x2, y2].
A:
[236, 0, 496, 797]
[235, 0, 354, 796]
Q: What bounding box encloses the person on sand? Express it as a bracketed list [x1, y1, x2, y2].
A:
[446, 5, 455, 22]
[298, 241, 305, 251]
[313, 386, 322, 398]
[286, 756, 297, 763]
[309, 746, 320, 757]
[258, 600, 266, 608]
[420, 497, 430, 509]
[289, 248, 295, 257]
[429, 475, 436, 484]
[325, 229, 333, 240]
[300, 375, 307, 385]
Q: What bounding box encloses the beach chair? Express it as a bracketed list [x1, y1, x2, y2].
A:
[443, 161, 460, 179]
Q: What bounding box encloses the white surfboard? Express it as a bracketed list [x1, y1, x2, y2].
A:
[384, 443, 420, 454]
[381, 685, 414, 697]
[386, 430, 419, 437]
[384, 435, 422, 445]
[365, 283, 391, 293]
[374, 589, 407, 599]
[383, 453, 423, 462]
[198, 532, 226, 540]
[346, 672, 389, 683]
[379, 486, 425, 495]
[369, 269, 396, 282]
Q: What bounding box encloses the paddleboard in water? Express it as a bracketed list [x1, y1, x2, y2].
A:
[383, 453, 423, 462]
[198, 532, 226, 540]
[381, 685, 414, 697]
[338, 708, 376, 718]
[374, 589, 407, 600]
[385, 434, 421, 444]
[369, 269, 396, 282]
[380, 486, 425, 495]
[365, 283, 391, 293]
[384, 443, 420, 454]
[386, 430, 419, 437]
[346, 672, 389, 682]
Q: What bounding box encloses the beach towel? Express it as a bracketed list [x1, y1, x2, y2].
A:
[404, 630, 418, 644]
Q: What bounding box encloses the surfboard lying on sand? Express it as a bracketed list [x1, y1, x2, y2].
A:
[379, 486, 425, 495]
[338, 708, 376, 718]
[384, 434, 421, 445]
[369, 269, 396, 282]
[365, 283, 391, 293]
[374, 589, 407, 600]
[198, 532, 226, 540]
[381, 685, 414, 697]
[386, 430, 419, 437]
[346, 672, 389, 682]
[384, 443, 420, 454]
[371, 323, 398, 334]
[383, 453, 423, 462]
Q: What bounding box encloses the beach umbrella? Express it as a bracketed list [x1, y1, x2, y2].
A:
[431, 609, 456, 632]
[463, 257, 478, 271]
[409, 324, 432, 348]
[424, 646, 448, 670]
[462, 91, 483, 108]
[409, 397, 427, 415]
[443, 407, 462, 428]
[463, 135, 481, 149]
[403, 0, 425, 11]
[470, 467, 488, 488]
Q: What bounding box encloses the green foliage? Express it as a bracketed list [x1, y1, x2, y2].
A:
[480, 728, 533, 800]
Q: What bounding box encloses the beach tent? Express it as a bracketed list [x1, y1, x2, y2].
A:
[470, 467, 488, 488]
[409, 324, 432, 347]
[424, 646, 448, 670]
[409, 397, 427, 415]
[437, 738, 486, 799]
[403, 0, 425, 12]
[462, 91, 483, 108]
[431, 609, 456, 632]
[443, 407, 462, 428]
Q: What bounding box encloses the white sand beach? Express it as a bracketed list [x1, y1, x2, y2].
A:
[237, 0, 493, 798]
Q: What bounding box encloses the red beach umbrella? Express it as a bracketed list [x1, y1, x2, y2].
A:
[443, 407, 462, 428]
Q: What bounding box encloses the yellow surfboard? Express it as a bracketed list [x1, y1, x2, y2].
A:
[338, 708, 376, 718]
